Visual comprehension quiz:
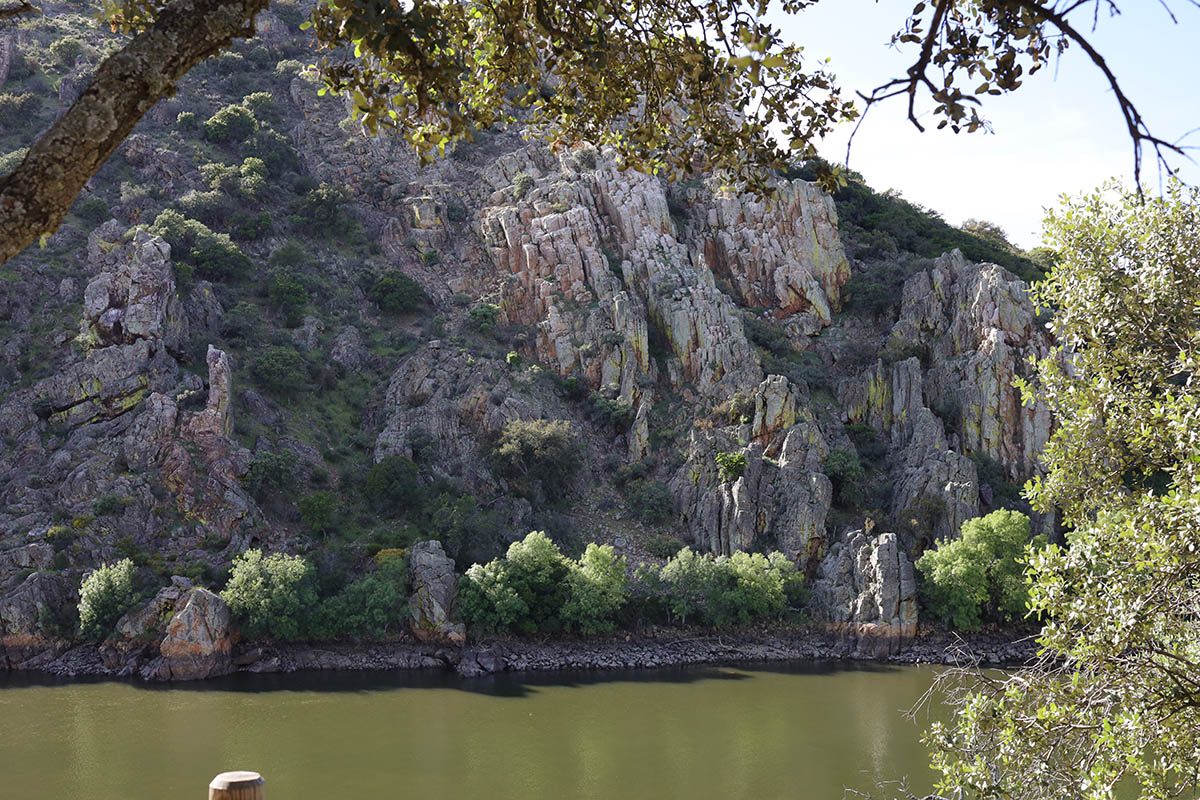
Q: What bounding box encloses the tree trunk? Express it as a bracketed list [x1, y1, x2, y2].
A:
[0, 0, 269, 266]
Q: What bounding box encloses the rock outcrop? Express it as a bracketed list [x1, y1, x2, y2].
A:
[154, 587, 233, 681]
[810, 529, 918, 656]
[408, 540, 466, 645]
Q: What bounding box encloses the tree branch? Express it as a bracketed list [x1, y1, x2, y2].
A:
[0, 2, 36, 21]
[0, 0, 268, 266]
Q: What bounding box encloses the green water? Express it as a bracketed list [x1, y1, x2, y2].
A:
[0, 663, 946, 800]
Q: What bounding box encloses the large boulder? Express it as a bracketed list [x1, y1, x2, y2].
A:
[154, 588, 233, 680]
[810, 529, 918, 657]
[408, 540, 466, 645]
[114, 576, 194, 639]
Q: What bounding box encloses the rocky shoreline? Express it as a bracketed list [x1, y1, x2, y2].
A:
[0, 625, 1039, 683]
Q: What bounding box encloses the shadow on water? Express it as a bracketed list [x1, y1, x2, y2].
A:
[0, 657, 915, 698]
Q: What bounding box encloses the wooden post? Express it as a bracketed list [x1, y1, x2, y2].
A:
[209, 771, 264, 800]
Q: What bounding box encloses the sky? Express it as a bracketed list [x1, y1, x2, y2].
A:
[767, 1, 1200, 249]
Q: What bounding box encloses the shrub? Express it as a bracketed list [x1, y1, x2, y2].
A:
[148, 210, 253, 281]
[204, 103, 258, 143]
[231, 210, 272, 241]
[657, 548, 803, 627]
[78, 559, 137, 640]
[590, 393, 634, 433]
[0, 92, 41, 118]
[221, 549, 316, 640]
[561, 543, 628, 634]
[49, 37, 84, 65]
[915, 510, 1045, 629]
[461, 532, 569, 633]
[629, 480, 674, 524]
[75, 196, 110, 225]
[92, 494, 125, 517]
[421, 248, 440, 266]
[291, 183, 354, 237]
[241, 91, 278, 124]
[0, 147, 28, 177]
[298, 491, 337, 534]
[645, 533, 686, 559]
[715, 451, 746, 483]
[253, 346, 307, 395]
[308, 554, 409, 639]
[489, 419, 581, 499]
[363, 455, 424, 516]
[268, 270, 308, 327]
[176, 189, 233, 228]
[176, 110, 198, 130]
[243, 450, 299, 499]
[823, 448, 866, 508]
[505, 351, 522, 369]
[250, 128, 300, 173]
[512, 171, 535, 199]
[372, 270, 426, 313]
[427, 492, 494, 559]
[468, 302, 501, 332]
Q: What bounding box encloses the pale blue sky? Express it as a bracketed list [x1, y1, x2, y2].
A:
[769, 1, 1200, 249]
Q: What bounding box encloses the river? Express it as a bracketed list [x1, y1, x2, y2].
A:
[0, 662, 947, 799]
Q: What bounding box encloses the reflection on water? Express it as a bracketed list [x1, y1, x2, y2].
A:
[0, 661, 946, 800]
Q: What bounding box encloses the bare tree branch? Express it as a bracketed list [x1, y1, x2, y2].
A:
[0, 0, 268, 266]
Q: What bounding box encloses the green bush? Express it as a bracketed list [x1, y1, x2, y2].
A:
[715, 451, 746, 483]
[427, 492, 494, 559]
[49, 37, 84, 65]
[460, 532, 626, 635]
[915, 510, 1045, 629]
[468, 302, 502, 332]
[0, 147, 28, 178]
[241, 91, 279, 124]
[253, 346, 307, 395]
[372, 270, 427, 313]
[363, 455, 424, 516]
[176, 111, 198, 130]
[231, 210, 272, 241]
[243, 450, 299, 499]
[221, 549, 316, 640]
[291, 183, 355, 237]
[629, 480, 674, 524]
[823, 448, 866, 508]
[78, 559, 138, 640]
[512, 172, 535, 199]
[298, 491, 337, 534]
[176, 188, 233, 228]
[250, 128, 300, 174]
[148, 210, 253, 281]
[268, 271, 308, 327]
[92, 494, 125, 517]
[75, 196, 110, 224]
[657, 548, 803, 627]
[489, 419, 581, 499]
[561, 543, 628, 634]
[645, 533, 686, 559]
[308, 553, 409, 639]
[0, 92, 41, 118]
[204, 103, 258, 143]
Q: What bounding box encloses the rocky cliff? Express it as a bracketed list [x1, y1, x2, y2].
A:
[0, 4, 1054, 655]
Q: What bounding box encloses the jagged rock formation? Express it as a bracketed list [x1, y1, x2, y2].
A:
[837, 251, 1053, 539]
[152, 587, 234, 680]
[670, 376, 833, 566]
[408, 540, 466, 645]
[810, 528, 918, 656]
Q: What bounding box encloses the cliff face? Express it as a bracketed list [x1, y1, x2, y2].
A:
[0, 9, 1053, 646]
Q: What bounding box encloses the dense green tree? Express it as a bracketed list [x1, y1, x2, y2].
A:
[221, 549, 316, 640]
[363, 455, 424, 516]
[928, 180, 1200, 800]
[371, 270, 427, 313]
[78, 558, 137, 640]
[308, 553, 409, 639]
[915, 510, 1043, 629]
[561, 543, 628, 635]
[489, 419, 581, 499]
[252, 346, 307, 396]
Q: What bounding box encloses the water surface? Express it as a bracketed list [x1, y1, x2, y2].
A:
[0, 662, 946, 799]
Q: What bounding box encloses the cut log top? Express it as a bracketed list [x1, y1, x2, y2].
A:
[209, 771, 265, 800]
